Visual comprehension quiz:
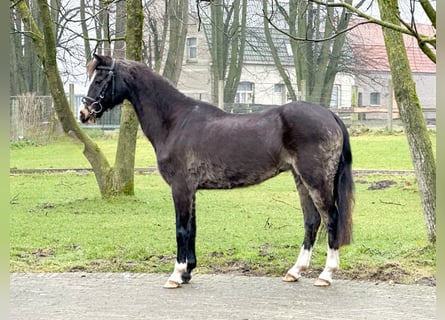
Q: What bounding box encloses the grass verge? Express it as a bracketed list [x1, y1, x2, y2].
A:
[10, 171, 435, 285]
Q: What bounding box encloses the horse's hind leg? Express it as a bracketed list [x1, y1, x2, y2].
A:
[313, 204, 341, 287]
[304, 184, 341, 287]
[284, 174, 321, 282]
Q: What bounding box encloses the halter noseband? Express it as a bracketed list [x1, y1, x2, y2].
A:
[82, 59, 116, 116]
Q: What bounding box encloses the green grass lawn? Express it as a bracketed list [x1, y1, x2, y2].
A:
[9, 131, 436, 284]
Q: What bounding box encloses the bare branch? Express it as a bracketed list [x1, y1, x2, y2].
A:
[263, 9, 373, 43]
[308, 0, 435, 63]
[418, 0, 436, 28]
[309, 0, 423, 37]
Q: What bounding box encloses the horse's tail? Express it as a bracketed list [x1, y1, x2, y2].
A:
[332, 113, 354, 246]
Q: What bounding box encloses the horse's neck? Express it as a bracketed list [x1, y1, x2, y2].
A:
[125, 70, 192, 149]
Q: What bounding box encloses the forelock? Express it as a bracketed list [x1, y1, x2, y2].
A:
[86, 58, 99, 78]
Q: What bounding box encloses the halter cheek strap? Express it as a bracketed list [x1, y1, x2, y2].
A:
[82, 59, 116, 115]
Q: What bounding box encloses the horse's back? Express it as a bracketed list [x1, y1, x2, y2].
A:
[280, 101, 340, 132]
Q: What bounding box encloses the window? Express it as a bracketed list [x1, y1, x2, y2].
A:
[186, 37, 197, 61]
[370, 92, 381, 106]
[358, 92, 363, 107]
[274, 84, 283, 93]
[330, 84, 340, 108]
[235, 82, 254, 104]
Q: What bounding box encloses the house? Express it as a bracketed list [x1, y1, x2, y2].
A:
[348, 20, 436, 116]
[176, 13, 359, 112]
[177, 14, 435, 118]
[177, 21, 298, 111]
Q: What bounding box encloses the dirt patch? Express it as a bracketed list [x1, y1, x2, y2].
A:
[338, 262, 435, 286]
[203, 260, 436, 287]
[367, 180, 397, 190]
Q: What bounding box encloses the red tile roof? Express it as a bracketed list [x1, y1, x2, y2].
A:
[348, 20, 436, 73]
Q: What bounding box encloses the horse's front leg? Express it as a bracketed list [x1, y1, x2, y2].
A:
[164, 185, 196, 289]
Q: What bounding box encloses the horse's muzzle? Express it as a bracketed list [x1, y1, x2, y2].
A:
[79, 107, 96, 125]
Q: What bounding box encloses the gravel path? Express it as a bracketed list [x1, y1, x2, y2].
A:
[10, 273, 436, 320]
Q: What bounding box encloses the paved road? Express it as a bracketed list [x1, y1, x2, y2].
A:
[10, 273, 436, 320]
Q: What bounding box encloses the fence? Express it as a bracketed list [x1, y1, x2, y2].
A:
[10, 94, 122, 142]
[10, 94, 56, 143]
[10, 95, 436, 142]
[226, 103, 436, 129]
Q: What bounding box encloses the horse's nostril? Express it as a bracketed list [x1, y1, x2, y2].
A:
[79, 109, 90, 123]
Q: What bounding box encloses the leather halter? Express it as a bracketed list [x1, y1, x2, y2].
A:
[82, 59, 116, 115]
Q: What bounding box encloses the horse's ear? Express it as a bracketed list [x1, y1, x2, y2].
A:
[87, 54, 101, 77]
[93, 53, 103, 63]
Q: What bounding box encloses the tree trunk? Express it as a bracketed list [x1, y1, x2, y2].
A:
[111, 0, 143, 197]
[32, 0, 113, 195]
[265, 0, 351, 106]
[378, 0, 436, 243]
[10, 1, 48, 95]
[80, 0, 92, 62]
[208, 0, 250, 105]
[319, 0, 352, 107]
[263, 0, 297, 101]
[210, 0, 225, 104]
[162, 0, 188, 85]
[15, 0, 131, 197]
[224, 0, 247, 104]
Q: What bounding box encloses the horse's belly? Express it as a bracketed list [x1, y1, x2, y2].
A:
[196, 163, 290, 190]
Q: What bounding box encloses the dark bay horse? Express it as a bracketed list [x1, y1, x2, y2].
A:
[80, 54, 354, 288]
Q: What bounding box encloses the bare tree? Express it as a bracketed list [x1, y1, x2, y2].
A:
[10, 0, 49, 95]
[206, 0, 247, 105]
[162, 0, 189, 84]
[11, 0, 145, 198]
[223, 0, 247, 104]
[309, 0, 435, 63]
[80, 0, 92, 63]
[377, 0, 436, 243]
[143, 0, 168, 72]
[263, 0, 354, 107]
[278, 0, 437, 243]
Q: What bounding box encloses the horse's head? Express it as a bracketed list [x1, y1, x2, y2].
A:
[80, 54, 123, 124]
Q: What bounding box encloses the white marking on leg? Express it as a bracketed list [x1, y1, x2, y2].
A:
[318, 247, 339, 284]
[167, 261, 187, 284]
[285, 246, 312, 281]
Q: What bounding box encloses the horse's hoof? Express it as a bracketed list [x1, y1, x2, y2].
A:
[181, 272, 192, 284]
[283, 273, 299, 282]
[163, 280, 181, 289]
[314, 278, 331, 287]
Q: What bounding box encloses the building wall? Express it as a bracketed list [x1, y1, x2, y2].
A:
[413, 73, 436, 109]
[355, 70, 436, 109]
[355, 71, 391, 108]
[176, 19, 359, 110]
[237, 63, 296, 106]
[332, 72, 355, 109]
[176, 24, 213, 102]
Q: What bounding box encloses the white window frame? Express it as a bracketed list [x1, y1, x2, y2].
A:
[186, 37, 197, 61]
[235, 82, 254, 104]
[274, 83, 283, 93]
[370, 92, 381, 106]
[330, 84, 340, 108]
